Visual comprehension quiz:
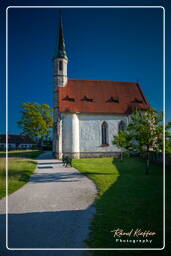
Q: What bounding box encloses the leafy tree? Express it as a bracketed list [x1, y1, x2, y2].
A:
[113, 109, 163, 174]
[165, 122, 171, 153]
[128, 109, 163, 174]
[112, 130, 131, 160]
[18, 103, 53, 144]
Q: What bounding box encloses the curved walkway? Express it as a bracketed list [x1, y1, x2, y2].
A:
[0, 152, 97, 255]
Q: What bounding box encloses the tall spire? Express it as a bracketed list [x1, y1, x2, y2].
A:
[56, 15, 68, 60]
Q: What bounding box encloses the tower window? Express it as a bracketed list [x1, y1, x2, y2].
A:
[101, 121, 108, 145]
[59, 60, 63, 71]
[118, 120, 126, 132]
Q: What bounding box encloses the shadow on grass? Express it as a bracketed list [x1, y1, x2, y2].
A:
[87, 157, 163, 251]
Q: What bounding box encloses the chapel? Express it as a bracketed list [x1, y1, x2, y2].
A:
[52, 17, 150, 159]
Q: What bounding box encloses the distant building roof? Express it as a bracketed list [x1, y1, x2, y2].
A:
[0, 134, 35, 144]
[58, 79, 150, 114]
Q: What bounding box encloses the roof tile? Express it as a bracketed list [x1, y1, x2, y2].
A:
[59, 79, 150, 114]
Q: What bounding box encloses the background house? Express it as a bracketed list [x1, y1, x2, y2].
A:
[0, 134, 36, 151]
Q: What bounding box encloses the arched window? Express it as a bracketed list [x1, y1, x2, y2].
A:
[118, 120, 126, 132]
[102, 121, 108, 145]
[59, 60, 63, 71]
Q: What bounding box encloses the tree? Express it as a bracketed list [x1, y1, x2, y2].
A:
[165, 122, 171, 153]
[128, 109, 163, 174]
[112, 130, 131, 160]
[112, 109, 163, 174]
[18, 103, 53, 144]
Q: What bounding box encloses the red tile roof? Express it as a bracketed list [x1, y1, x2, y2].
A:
[59, 79, 150, 114]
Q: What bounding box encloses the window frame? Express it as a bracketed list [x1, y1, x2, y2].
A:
[118, 120, 126, 132]
[59, 60, 63, 71]
[101, 121, 109, 146]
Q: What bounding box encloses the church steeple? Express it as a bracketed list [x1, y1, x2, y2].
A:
[53, 15, 68, 158]
[56, 16, 68, 60]
[53, 15, 68, 88]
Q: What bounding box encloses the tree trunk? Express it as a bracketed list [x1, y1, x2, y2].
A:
[145, 147, 150, 175]
[38, 137, 43, 148]
[36, 136, 39, 144]
[120, 149, 123, 161]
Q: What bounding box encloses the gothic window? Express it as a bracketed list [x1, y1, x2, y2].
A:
[59, 60, 63, 71]
[118, 120, 126, 132]
[102, 121, 108, 145]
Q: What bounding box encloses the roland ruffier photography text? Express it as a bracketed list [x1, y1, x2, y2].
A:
[111, 228, 157, 244]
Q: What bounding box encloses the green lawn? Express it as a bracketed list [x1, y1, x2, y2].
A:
[0, 149, 43, 159]
[0, 150, 43, 199]
[72, 157, 167, 253]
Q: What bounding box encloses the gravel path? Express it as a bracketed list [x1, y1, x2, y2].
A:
[0, 152, 97, 255]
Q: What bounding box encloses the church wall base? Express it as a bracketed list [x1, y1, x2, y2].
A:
[63, 152, 80, 159]
[53, 152, 80, 159]
[79, 152, 121, 158]
[53, 152, 63, 160]
[53, 151, 121, 159]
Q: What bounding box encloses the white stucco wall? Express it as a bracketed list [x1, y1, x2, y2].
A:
[62, 113, 73, 153]
[62, 113, 80, 156]
[61, 113, 128, 154]
[71, 113, 80, 154]
[79, 113, 128, 152]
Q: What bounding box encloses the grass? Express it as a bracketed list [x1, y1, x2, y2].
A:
[0, 149, 43, 159]
[72, 157, 167, 254]
[0, 150, 43, 199]
[73, 158, 120, 198]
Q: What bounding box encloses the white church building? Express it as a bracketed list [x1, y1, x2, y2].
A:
[53, 17, 150, 159]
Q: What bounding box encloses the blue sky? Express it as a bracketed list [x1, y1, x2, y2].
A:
[0, 0, 170, 134]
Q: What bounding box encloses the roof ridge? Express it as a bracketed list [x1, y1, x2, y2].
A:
[68, 78, 137, 84]
[135, 83, 149, 105]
